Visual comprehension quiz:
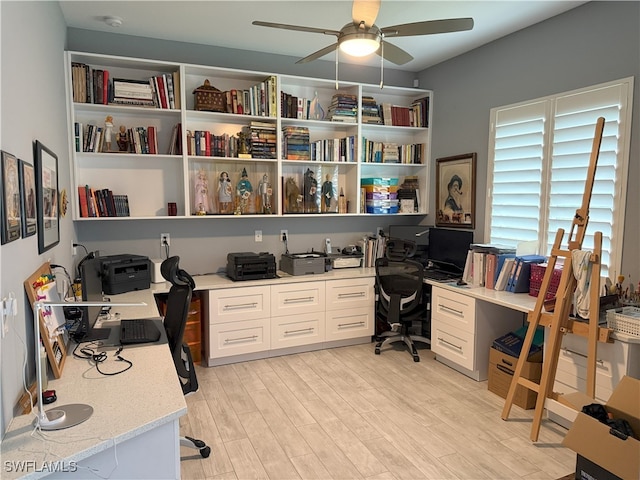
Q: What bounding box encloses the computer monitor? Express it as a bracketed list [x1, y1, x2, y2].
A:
[428, 227, 474, 273]
[388, 224, 432, 260]
[77, 258, 111, 341]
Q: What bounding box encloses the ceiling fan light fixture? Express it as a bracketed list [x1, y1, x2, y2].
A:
[339, 33, 380, 57]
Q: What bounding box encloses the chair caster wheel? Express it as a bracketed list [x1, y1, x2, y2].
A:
[200, 446, 211, 458]
[375, 348, 381, 355]
[413, 356, 420, 362]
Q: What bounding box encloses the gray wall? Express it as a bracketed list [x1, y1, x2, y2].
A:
[0, 1, 71, 433]
[421, 1, 639, 281]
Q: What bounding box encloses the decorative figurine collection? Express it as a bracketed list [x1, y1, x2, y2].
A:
[235, 168, 253, 215]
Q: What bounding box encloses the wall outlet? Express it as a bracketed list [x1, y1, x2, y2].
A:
[160, 233, 170, 247]
[281, 230, 288, 242]
[255, 230, 263, 242]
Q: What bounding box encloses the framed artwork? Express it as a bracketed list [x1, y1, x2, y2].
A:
[34, 140, 60, 253]
[1, 150, 22, 244]
[19, 159, 37, 237]
[435, 153, 476, 228]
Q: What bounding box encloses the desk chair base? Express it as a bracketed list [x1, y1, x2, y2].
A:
[375, 331, 430, 362]
[181, 435, 211, 458]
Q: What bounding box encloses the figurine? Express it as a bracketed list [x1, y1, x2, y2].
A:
[303, 168, 318, 213]
[258, 173, 272, 214]
[117, 125, 129, 152]
[235, 168, 253, 214]
[237, 130, 250, 157]
[321, 174, 334, 213]
[194, 169, 213, 215]
[285, 177, 302, 213]
[104, 115, 114, 152]
[217, 171, 233, 214]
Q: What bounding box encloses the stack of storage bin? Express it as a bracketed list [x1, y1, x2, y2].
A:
[361, 178, 398, 214]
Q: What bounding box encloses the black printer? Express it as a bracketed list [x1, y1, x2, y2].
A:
[227, 252, 276, 281]
[99, 254, 151, 294]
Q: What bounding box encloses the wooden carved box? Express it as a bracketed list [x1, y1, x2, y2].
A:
[193, 79, 226, 112]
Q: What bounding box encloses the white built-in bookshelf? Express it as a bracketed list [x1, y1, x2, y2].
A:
[65, 51, 432, 220]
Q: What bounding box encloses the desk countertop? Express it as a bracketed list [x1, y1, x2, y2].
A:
[1, 331, 186, 479]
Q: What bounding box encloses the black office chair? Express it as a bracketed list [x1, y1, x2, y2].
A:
[374, 238, 430, 362]
[161, 256, 211, 459]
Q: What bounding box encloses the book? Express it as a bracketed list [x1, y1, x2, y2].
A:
[494, 253, 517, 287]
[485, 253, 497, 289]
[495, 257, 515, 290]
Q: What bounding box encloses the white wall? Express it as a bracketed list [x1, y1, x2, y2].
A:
[0, 1, 71, 434]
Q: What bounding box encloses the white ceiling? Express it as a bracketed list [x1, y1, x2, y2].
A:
[59, 0, 587, 72]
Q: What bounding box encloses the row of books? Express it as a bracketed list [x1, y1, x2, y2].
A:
[282, 126, 310, 160]
[186, 131, 242, 158]
[360, 234, 387, 268]
[327, 93, 358, 123]
[362, 96, 382, 124]
[381, 96, 429, 127]
[361, 139, 425, 164]
[309, 136, 356, 162]
[243, 121, 277, 159]
[74, 122, 160, 154]
[218, 77, 277, 117]
[280, 92, 313, 120]
[78, 185, 130, 218]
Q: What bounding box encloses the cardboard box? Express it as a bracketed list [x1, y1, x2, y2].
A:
[563, 376, 640, 480]
[575, 454, 622, 480]
[487, 347, 542, 409]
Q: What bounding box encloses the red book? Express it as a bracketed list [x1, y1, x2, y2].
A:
[205, 131, 211, 156]
[103, 70, 109, 105]
[78, 186, 89, 217]
[156, 76, 168, 109]
[147, 126, 157, 154]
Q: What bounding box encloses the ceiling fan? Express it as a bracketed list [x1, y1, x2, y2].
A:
[252, 0, 474, 66]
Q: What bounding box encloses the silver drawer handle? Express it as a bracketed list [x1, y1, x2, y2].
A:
[224, 302, 258, 310]
[338, 321, 365, 329]
[225, 335, 258, 344]
[337, 292, 365, 299]
[439, 305, 464, 317]
[437, 337, 463, 351]
[284, 296, 314, 304]
[284, 327, 314, 336]
[562, 347, 604, 365]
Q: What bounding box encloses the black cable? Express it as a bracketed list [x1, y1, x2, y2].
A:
[73, 243, 89, 256]
[72, 343, 132, 375]
[50, 264, 76, 299]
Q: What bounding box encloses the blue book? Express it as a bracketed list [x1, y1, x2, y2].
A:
[508, 255, 547, 293]
[494, 253, 517, 285]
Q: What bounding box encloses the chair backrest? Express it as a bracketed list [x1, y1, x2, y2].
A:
[385, 237, 417, 261]
[161, 256, 198, 394]
[375, 257, 424, 323]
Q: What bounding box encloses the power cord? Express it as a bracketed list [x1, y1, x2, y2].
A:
[282, 231, 289, 255]
[73, 343, 132, 375]
[50, 264, 77, 299]
[162, 238, 170, 259]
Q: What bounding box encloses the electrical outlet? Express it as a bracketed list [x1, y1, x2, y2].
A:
[280, 230, 288, 242]
[255, 230, 262, 242]
[160, 233, 170, 247]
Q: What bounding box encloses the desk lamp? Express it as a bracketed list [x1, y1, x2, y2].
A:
[32, 300, 146, 430]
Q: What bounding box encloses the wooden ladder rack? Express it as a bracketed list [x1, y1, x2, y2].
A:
[501, 116, 612, 442]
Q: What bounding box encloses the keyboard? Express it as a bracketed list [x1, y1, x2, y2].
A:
[423, 269, 460, 282]
[120, 319, 161, 344]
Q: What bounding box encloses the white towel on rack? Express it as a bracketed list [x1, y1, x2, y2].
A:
[572, 250, 593, 318]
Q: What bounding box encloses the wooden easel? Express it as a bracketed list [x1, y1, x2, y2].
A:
[501, 117, 613, 442]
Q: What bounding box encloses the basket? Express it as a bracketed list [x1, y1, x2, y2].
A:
[606, 307, 640, 337]
[528, 263, 562, 300]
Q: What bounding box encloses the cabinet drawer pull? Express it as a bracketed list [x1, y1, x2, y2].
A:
[284, 296, 314, 304]
[224, 335, 258, 344]
[224, 302, 258, 311]
[439, 305, 464, 317]
[562, 347, 604, 365]
[337, 292, 365, 299]
[337, 321, 365, 329]
[284, 327, 314, 336]
[437, 337, 463, 351]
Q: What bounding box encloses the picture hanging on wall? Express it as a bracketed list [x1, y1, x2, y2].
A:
[34, 140, 60, 253]
[1, 150, 22, 244]
[19, 159, 37, 237]
[435, 152, 476, 229]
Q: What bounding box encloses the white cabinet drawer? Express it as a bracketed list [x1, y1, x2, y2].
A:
[271, 281, 325, 316]
[326, 307, 373, 341]
[271, 312, 325, 350]
[326, 278, 374, 311]
[209, 286, 270, 324]
[209, 318, 270, 358]
[432, 287, 476, 333]
[432, 323, 475, 372]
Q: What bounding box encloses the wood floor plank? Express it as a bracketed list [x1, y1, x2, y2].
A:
[224, 438, 269, 479]
[297, 423, 364, 479]
[259, 369, 317, 427]
[289, 453, 332, 479]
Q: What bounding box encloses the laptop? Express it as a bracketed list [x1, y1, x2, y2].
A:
[120, 318, 162, 344]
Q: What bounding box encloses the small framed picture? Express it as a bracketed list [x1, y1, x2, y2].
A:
[435, 153, 476, 229]
[1, 150, 22, 244]
[34, 140, 60, 253]
[19, 159, 37, 237]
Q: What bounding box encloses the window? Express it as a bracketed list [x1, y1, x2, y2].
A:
[486, 78, 633, 277]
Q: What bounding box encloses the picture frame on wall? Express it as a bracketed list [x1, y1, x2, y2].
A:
[19, 159, 37, 237]
[1, 150, 22, 244]
[34, 140, 60, 253]
[435, 153, 476, 229]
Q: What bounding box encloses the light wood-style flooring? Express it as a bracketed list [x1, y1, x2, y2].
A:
[180, 343, 575, 479]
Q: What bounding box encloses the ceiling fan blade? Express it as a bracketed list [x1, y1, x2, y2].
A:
[381, 18, 474, 38]
[377, 41, 413, 65]
[252, 20, 340, 37]
[352, 0, 381, 28]
[296, 43, 338, 64]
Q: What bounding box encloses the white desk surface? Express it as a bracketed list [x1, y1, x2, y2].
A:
[1, 308, 186, 479]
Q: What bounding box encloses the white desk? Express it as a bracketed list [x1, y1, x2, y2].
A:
[1, 303, 186, 479]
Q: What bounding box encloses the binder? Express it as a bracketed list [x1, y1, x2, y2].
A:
[508, 255, 547, 293]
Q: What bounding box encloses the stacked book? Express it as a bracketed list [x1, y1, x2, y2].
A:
[78, 185, 130, 218]
[361, 96, 382, 124]
[327, 93, 358, 123]
[112, 79, 155, 107]
[244, 121, 277, 159]
[361, 138, 425, 164]
[282, 126, 310, 160]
